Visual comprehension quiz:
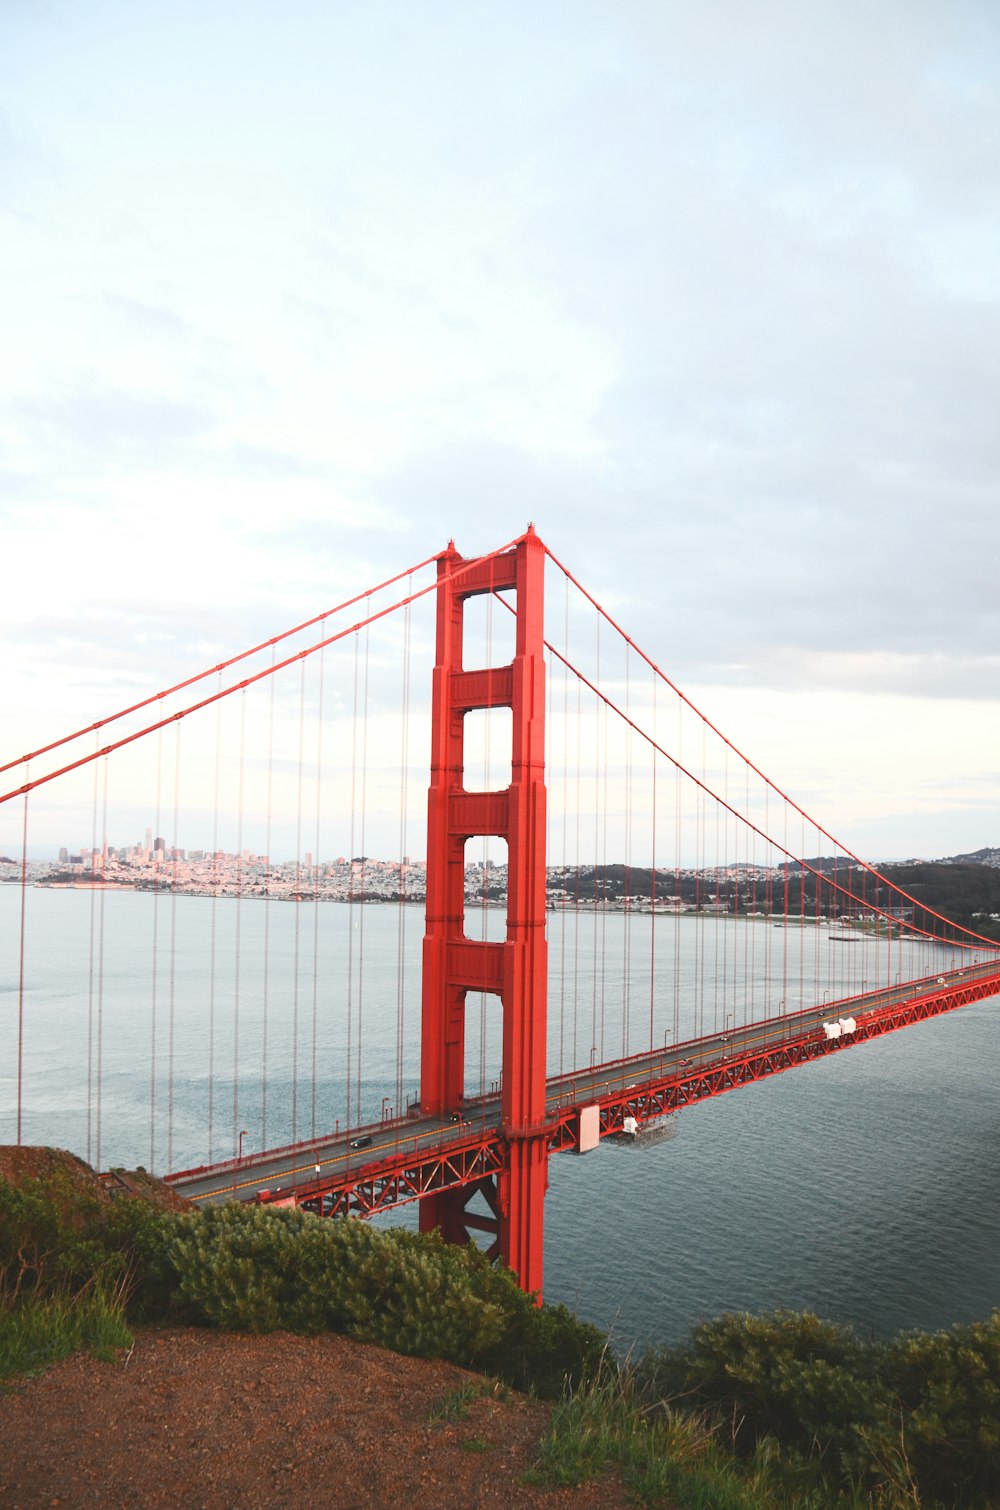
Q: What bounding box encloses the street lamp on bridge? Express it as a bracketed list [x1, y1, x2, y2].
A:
[238, 1129, 248, 1162]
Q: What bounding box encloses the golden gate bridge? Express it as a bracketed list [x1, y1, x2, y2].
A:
[4, 527, 999, 1298]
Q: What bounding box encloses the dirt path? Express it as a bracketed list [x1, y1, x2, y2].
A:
[0, 1327, 631, 1509]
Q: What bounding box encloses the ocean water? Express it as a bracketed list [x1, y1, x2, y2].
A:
[544, 998, 1000, 1346]
[2, 885, 998, 1350]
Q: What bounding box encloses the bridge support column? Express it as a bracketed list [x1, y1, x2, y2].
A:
[420, 528, 549, 1296]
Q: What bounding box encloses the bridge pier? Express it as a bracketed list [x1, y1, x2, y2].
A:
[420, 528, 549, 1296]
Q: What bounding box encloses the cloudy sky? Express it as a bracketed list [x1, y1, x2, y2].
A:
[2, 0, 998, 862]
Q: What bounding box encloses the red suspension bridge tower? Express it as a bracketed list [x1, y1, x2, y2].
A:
[419, 528, 549, 1294]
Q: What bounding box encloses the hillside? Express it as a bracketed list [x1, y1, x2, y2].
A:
[0, 1327, 630, 1510]
[550, 856, 1000, 941]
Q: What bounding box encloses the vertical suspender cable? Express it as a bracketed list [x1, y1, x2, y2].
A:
[782, 802, 789, 1008]
[701, 724, 709, 1037]
[292, 663, 305, 1145]
[233, 689, 247, 1158]
[16, 789, 29, 1145]
[649, 665, 657, 1052]
[311, 625, 327, 1142]
[395, 595, 411, 1112]
[558, 576, 569, 1078]
[549, 594, 564, 1081]
[544, 581, 553, 1080]
[96, 758, 108, 1172]
[600, 642, 609, 1059]
[573, 671, 582, 1074]
[765, 784, 774, 1011]
[149, 701, 164, 1172]
[261, 650, 276, 1152]
[168, 723, 181, 1171]
[746, 763, 755, 1020]
[723, 745, 731, 1029]
[88, 746, 99, 1164]
[713, 779, 721, 1035]
[590, 614, 599, 1063]
[207, 680, 222, 1166]
[803, 809, 809, 1008]
[346, 632, 359, 1131]
[622, 643, 631, 1058]
[673, 698, 682, 1039]
[814, 824, 822, 1004]
[356, 611, 371, 1123]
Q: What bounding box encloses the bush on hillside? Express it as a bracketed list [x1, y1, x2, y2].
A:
[882, 1312, 1000, 1505]
[636, 1309, 890, 1483]
[163, 1202, 604, 1395]
[637, 1307, 1000, 1505]
[166, 1204, 503, 1354]
[0, 1172, 174, 1311]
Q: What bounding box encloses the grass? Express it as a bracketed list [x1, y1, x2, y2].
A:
[529, 1361, 928, 1509]
[529, 1362, 761, 1508]
[429, 1377, 508, 1424]
[0, 1290, 133, 1385]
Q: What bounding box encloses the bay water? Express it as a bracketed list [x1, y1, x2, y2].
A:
[2, 884, 998, 1351]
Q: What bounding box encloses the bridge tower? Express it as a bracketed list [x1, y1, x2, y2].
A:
[419, 527, 549, 1296]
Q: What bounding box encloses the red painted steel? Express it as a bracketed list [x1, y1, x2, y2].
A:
[419, 528, 549, 1295]
[229, 968, 1000, 1224]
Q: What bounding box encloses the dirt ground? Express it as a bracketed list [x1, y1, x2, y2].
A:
[0, 1327, 633, 1509]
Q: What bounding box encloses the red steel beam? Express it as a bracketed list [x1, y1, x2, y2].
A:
[252, 973, 999, 1223]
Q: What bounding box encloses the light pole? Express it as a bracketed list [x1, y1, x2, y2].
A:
[238, 1129, 248, 1162]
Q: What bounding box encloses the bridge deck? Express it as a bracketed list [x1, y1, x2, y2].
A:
[167, 960, 1000, 1215]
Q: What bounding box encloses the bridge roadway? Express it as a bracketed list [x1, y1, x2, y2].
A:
[168, 957, 1000, 1214]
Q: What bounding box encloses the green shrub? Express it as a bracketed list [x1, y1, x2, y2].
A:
[479, 1289, 606, 1398]
[166, 1205, 505, 1358]
[0, 1172, 176, 1315]
[162, 1202, 603, 1394]
[636, 1310, 891, 1483]
[883, 1311, 1000, 1505]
